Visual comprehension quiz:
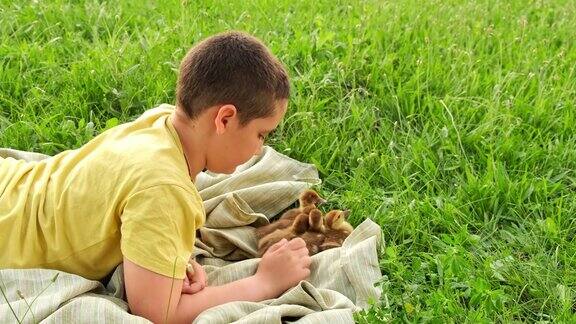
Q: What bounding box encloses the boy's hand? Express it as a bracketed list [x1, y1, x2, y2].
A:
[182, 259, 207, 294]
[255, 237, 311, 297]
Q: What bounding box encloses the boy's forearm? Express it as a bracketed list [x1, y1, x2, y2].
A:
[173, 274, 276, 323]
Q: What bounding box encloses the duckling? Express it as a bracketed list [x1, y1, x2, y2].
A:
[298, 209, 327, 255]
[278, 189, 327, 222]
[255, 189, 326, 240]
[257, 213, 309, 256]
[299, 231, 325, 255]
[320, 209, 353, 252]
[325, 209, 353, 232]
[307, 207, 325, 232]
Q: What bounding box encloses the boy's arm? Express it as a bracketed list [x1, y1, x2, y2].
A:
[124, 238, 311, 323]
[123, 258, 183, 323]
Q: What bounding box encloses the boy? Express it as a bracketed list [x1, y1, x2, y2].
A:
[0, 31, 311, 323]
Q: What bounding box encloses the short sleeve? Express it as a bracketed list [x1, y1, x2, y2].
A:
[120, 184, 204, 279]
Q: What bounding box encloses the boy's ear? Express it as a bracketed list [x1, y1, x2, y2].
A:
[214, 104, 237, 135]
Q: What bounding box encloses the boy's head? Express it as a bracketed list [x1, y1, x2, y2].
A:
[175, 31, 290, 174]
[176, 30, 290, 126]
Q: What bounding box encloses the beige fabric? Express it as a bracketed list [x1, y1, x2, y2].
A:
[0, 146, 383, 323]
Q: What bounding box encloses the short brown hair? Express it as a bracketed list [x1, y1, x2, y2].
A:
[176, 31, 290, 126]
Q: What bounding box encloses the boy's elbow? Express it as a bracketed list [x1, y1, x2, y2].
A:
[128, 299, 177, 324]
[123, 257, 185, 323]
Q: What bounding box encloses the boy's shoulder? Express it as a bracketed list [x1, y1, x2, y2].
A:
[84, 104, 191, 189]
[136, 103, 175, 121]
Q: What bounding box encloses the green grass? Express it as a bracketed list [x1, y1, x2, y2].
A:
[1, 0, 575, 322]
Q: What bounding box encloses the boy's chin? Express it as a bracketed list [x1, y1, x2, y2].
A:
[205, 165, 237, 175]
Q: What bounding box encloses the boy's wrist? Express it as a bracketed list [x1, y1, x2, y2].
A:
[250, 273, 280, 300]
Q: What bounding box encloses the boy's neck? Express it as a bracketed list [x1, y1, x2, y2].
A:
[171, 108, 208, 181]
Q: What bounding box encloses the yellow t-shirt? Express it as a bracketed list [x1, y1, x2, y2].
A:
[0, 104, 205, 280]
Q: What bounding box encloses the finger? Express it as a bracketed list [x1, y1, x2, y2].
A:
[182, 281, 204, 294]
[287, 237, 306, 250]
[186, 262, 195, 277]
[181, 282, 193, 294]
[301, 255, 312, 268]
[296, 246, 310, 258]
[190, 282, 204, 293]
[302, 268, 311, 279]
[265, 238, 288, 255]
[181, 278, 192, 294]
[185, 265, 196, 288]
[191, 261, 207, 288]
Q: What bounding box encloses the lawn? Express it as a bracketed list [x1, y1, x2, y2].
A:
[1, 0, 575, 322]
